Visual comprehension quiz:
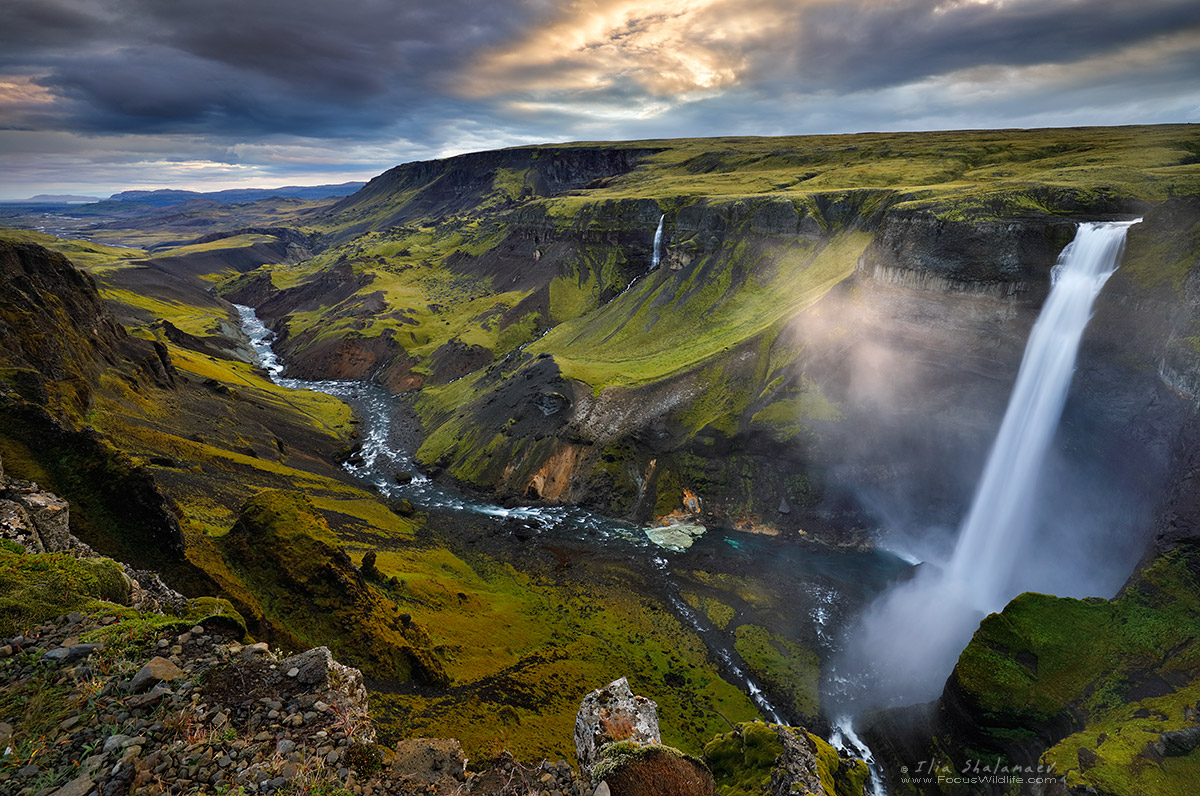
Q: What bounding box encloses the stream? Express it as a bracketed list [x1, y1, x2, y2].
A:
[235, 303, 899, 790]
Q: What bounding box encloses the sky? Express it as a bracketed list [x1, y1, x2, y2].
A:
[2, 0, 1199, 200]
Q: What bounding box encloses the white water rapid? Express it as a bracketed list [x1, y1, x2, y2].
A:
[650, 214, 665, 269]
[830, 219, 1139, 791]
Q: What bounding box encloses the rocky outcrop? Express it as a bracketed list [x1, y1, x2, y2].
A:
[592, 742, 716, 796]
[0, 241, 190, 571]
[573, 677, 718, 796]
[857, 211, 1077, 299]
[428, 339, 494, 385]
[574, 677, 662, 782]
[0, 477, 71, 553]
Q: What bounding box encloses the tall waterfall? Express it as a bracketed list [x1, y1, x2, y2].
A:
[835, 219, 1140, 714]
[945, 220, 1139, 608]
[650, 214, 665, 269]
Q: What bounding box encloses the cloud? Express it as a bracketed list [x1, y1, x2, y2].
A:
[0, 0, 1196, 196]
[463, 0, 1200, 119]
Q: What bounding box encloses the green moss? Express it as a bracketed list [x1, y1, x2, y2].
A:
[680, 592, 735, 630]
[749, 377, 843, 441]
[592, 740, 708, 783]
[654, 469, 684, 517]
[549, 271, 601, 324]
[213, 490, 448, 686]
[703, 720, 785, 796]
[0, 549, 131, 635]
[732, 624, 821, 722]
[1040, 680, 1200, 796]
[948, 548, 1200, 795]
[1120, 213, 1200, 294]
[535, 231, 869, 391]
[367, 549, 762, 765]
[703, 722, 869, 796]
[808, 731, 870, 796]
[80, 596, 248, 661]
[491, 167, 532, 201]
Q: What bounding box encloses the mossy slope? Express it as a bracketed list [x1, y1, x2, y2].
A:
[931, 547, 1200, 795]
[211, 490, 447, 686]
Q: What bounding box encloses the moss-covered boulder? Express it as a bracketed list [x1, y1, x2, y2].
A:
[593, 740, 716, 796]
[215, 489, 448, 686]
[0, 547, 131, 634]
[703, 721, 869, 796]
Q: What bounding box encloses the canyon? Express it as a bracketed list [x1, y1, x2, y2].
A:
[2, 124, 1199, 795]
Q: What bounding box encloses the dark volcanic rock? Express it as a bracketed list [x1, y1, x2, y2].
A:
[428, 339, 494, 384]
[858, 211, 1078, 298]
[0, 241, 188, 567]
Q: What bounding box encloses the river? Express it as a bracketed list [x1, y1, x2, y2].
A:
[234, 302, 903, 788]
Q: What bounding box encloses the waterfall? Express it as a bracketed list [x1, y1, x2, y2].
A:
[650, 214, 665, 269]
[945, 220, 1139, 608]
[834, 219, 1140, 716]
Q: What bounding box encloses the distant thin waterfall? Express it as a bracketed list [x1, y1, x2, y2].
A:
[946, 219, 1138, 610]
[650, 214, 665, 269]
[834, 219, 1140, 717]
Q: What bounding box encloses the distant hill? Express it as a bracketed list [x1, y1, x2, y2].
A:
[24, 194, 100, 203]
[108, 182, 366, 207]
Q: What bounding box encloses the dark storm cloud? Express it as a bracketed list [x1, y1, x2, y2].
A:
[5, 0, 1199, 138]
[787, 0, 1200, 92]
[0, 0, 1197, 197]
[4, 0, 533, 137]
[0, 0, 112, 52]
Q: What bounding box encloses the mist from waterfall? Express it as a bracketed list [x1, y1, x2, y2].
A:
[833, 219, 1140, 713]
[650, 214, 665, 269]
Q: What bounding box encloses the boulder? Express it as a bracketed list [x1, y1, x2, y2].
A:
[47, 773, 94, 796]
[1160, 725, 1200, 757]
[391, 738, 467, 784]
[0, 499, 40, 552]
[129, 656, 185, 693]
[14, 490, 70, 552]
[43, 643, 100, 664]
[593, 742, 715, 796]
[574, 677, 661, 781]
[279, 646, 334, 686]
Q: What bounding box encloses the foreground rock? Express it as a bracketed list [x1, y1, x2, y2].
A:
[574, 679, 868, 796]
[574, 677, 662, 780]
[593, 742, 716, 796]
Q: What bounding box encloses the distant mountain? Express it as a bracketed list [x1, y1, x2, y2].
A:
[24, 194, 100, 203]
[108, 182, 366, 207]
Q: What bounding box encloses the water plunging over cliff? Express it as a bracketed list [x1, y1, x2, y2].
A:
[946, 220, 1139, 607]
[650, 214, 665, 269]
[834, 219, 1139, 714]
